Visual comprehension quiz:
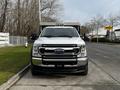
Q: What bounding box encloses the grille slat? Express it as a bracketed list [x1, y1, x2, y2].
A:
[44, 49, 74, 53]
[43, 55, 77, 59]
[42, 44, 77, 47]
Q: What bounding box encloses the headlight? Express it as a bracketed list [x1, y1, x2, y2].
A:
[39, 47, 45, 54]
[32, 45, 41, 57]
[81, 45, 87, 57]
[33, 46, 38, 52]
[73, 47, 81, 54]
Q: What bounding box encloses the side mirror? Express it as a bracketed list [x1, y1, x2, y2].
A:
[80, 35, 84, 39]
[30, 33, 39, 41]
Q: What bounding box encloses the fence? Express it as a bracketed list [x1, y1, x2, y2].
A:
[0, 33, 9, 45]
[0, 32, 27, 46]
[9, 36, 27, 45]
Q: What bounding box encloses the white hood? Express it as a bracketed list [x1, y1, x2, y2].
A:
[34, 37, 85, 45]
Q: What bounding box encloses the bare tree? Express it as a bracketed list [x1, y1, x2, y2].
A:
[0, 0, 63, 36]
[17, 0, 21, 35]
[107, 15, 118, 27]
[0, 0, 8, 32]
[85, 15, 105, 33]
[41, 0, 62, 22]
[84, 15, 106, 42]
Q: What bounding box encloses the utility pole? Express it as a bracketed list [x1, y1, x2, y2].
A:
[96, 21, 100, 43]
[39, 0, 42, 23]
[97, 26, 99, 43]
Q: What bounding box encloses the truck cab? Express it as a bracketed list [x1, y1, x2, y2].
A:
[30, 22, 88, 75]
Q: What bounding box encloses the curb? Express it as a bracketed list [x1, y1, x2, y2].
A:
[0, 64, 30, 90]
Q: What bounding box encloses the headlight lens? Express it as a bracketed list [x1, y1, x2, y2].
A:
[39, 47, 45, 54]
[81, 45, 87, 57]
[32, 45, 41, 57]
[73, 47, 81, 54]
[33, 46, 38, 52]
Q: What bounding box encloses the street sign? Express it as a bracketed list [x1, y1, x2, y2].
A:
[104, 26, 113, 30]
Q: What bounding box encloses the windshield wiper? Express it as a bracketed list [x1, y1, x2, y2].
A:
[42, 35, 56, 37]
[41, 35, 73, 38]
[58, 35, 73, 38]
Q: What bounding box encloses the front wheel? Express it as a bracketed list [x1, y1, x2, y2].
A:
[81, 65, 88, 75]
[76, 64, 88, 76]
[31, 66, 38, 75]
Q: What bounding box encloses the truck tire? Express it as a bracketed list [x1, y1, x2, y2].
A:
[31, 69, 38, 76]
[76, 64, 88, 76]
[81, 65, 88, 75]
[31, 66, 38, 75]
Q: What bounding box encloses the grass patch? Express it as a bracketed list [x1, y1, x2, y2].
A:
[0, 46, 31, 85]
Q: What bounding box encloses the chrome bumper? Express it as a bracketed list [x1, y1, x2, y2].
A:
[31, 57, 88, 66]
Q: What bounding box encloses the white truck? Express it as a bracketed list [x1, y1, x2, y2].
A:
[111, 29, 120, 42]
[30, 22, 88, 75]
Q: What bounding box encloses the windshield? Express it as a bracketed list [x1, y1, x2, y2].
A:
[40, 27, 79, 37]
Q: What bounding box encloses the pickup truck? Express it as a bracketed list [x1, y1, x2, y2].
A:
[30, 26, 88, 75]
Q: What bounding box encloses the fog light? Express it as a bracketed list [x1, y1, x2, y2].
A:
[32, 59, 42, 65]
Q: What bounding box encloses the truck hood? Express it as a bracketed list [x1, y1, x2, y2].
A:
[34, 37, 85, 45]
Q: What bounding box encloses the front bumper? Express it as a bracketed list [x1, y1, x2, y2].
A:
[31, 57, 88, 73]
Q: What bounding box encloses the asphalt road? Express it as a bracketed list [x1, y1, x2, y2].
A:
[10, 42, 120, 90]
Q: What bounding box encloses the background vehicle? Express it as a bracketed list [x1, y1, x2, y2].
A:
[111, 29, 120, 42]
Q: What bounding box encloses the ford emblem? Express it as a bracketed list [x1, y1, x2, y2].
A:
[54, 49, 64, 54]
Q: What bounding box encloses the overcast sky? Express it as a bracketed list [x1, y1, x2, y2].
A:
[61, 0, 120, 25]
